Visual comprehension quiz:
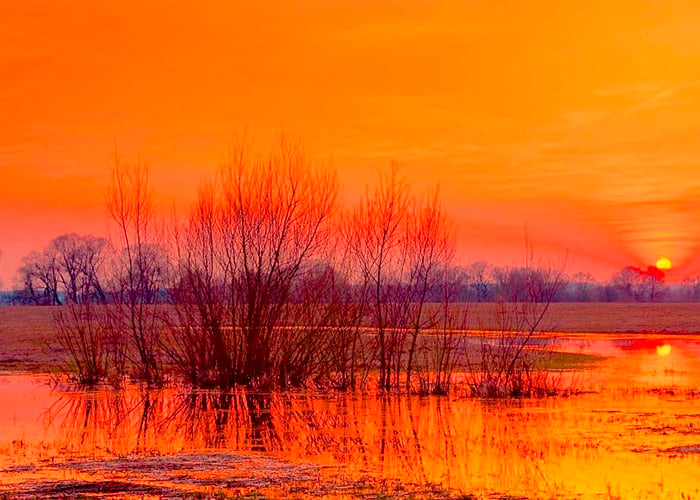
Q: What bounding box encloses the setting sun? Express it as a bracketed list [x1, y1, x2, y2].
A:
[656, 257, 672, 270]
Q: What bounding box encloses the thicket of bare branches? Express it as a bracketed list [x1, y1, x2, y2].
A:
[106, 152, 167, 385]
[164, 138, 338, 388]
[161, 155, 467, 392]
[13, 139, 570, 397]
[342, 168, 459, 392]
[467, 251, 567, 397]
[54, 302, 113, 385]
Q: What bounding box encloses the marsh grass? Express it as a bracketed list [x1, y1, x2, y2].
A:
[53, 303, 111, 385]
[4, 304, 606, 395]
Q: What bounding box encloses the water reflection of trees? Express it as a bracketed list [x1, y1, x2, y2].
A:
[39, 386, 700, 498]
[43, 389, 456, 470]
[42, 388, 163, 455]
[44, 387, 566, 493]
[156, 392, 280, 451]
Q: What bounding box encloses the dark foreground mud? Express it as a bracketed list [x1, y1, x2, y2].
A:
[1, 452, 474, 499]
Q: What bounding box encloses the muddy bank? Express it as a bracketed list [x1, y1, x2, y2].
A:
[1, 451, 471, 499]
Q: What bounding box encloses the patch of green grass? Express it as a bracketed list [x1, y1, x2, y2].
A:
[540, 351, 605, 370]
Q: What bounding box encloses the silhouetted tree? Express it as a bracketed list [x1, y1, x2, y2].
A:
[106, 152, 166, 384]
[403, 188, 455, 391]
[609, 266, 665, 302]
[165, 137, 337, 388]
[18, 250, 61, 305]
[347, 166, 409, 390]
[467, 261, 492, 302]
[680, 275, 700, 301]
[17, 234, 110, 305]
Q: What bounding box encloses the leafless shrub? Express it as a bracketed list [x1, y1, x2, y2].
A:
[219, 137, 337, 387]
[164, 181, 233, 387]
[54, 302, 111, 385]
[346, 169, 458, 393]
[402, 188, 455, 392]
[416, 272, 469, 396]
[346, 166, 409, 391]
[164, 137, 337, 389]
[106, 152, 167, 385]
[467, 250, 567, 397]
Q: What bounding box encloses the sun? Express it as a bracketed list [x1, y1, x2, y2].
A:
[656, 257, 672, 270]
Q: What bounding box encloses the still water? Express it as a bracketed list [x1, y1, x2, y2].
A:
[1, 334, 700, 498]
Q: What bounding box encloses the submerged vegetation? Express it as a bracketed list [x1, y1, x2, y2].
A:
[10, 138, 571, 396]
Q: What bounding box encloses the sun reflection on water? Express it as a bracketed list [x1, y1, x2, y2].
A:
[656, 344, 672, 356]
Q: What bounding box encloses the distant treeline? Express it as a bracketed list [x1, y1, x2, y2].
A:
[4, 257, 699, 306]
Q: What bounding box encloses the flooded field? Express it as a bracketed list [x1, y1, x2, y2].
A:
[1, 334, 700, 498]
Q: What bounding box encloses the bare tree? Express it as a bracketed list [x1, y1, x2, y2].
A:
[165, 137, 338, 389]
[347, 166, 409, 390]
[680, 275, 700, 301]
[565, 271, 598, 302]
[645, 266, 666, 302]
[18, 250, 62, 305]
[610, 267, 646, 301]
[609, 266, 664, 302]
[467, 261, 492, 302]
[50, 234, 110, 304]
[403, 188, 455, 391]
[218, 137, 337, 387]
[106, 152, 166, 384]
[17, 234, 110, 306]
[344, 170, 458, 392]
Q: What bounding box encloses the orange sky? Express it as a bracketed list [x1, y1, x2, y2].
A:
[3, 0, 700, 287]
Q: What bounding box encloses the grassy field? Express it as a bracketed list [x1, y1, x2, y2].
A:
[1, 303, 699, 374]
[0, 306, 65, 372]
[468, 302, 700, 334]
